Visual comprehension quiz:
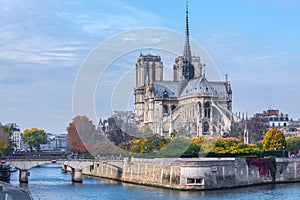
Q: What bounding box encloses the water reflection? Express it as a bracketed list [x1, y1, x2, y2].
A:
[9, 164, 300, 200]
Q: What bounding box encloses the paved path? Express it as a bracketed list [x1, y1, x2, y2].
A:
[0, 181, 32, 200]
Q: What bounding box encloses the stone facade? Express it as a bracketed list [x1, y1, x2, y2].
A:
[82, 157, 300, 190]
[133, 5, 237, 137]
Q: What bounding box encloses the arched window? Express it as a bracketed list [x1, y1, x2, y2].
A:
[163, 105, 169, 114]
[171, 105, 176, 111]
[197, 102, 202, 118]
[203, 121, 209, 133]
[204, 101, 211, 118]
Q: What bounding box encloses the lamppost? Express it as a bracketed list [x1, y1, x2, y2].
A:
[143, 147, 147, 158]
[282, 146, 285, 158]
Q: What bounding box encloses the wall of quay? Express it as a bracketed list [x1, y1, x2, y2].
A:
[75, 157, 300, 190]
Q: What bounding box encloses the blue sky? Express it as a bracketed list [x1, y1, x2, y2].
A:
[0, 0, 299, 133]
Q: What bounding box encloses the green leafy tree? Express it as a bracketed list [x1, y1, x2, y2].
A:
[262, 128, 286, 151]
[1, 126, 10, 135]
[286, 136, 300, 153]
[22, 128, 47, 151]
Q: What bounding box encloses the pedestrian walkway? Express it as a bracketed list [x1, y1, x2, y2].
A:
[0, 181, 32, 200]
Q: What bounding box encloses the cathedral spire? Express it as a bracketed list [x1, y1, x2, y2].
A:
[183, 1, 192, 63]
[181, 0, 194, 81]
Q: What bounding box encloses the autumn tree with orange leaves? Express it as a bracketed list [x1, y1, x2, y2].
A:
[67, 116, 96, 153]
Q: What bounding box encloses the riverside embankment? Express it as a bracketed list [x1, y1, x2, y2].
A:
[0, 181, 32, 199]
[63, 157, 300, 190]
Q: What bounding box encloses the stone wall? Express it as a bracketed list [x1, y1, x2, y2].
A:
[121, 158, 182, 188]
[82, 162, 122, 180]
[79, 157, 300, 190]
[276, 158, 300, 182]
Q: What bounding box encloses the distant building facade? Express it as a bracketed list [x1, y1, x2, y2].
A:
[254, 109, 290, 128]
[40, 133, 56, 151]
[40, 133, 67, 152]
[5, 123, 30, 152]
[55, 134, 67, 152]
[6, 123, 22, 151]
[133, 5, 238, 137]
[252, 109, 300, 137]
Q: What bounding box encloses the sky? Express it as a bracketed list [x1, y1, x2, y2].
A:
[0, 0, 299, 133]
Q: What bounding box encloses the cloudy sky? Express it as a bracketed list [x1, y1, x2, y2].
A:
[0, 0, 299, 133]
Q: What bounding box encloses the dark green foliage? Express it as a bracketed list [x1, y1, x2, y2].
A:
[286, 136, 300, 153]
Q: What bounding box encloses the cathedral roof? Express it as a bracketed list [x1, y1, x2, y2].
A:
[153, 81, 179, 98]
[209, 81, 228, 99]
[180, 76, 215, 97]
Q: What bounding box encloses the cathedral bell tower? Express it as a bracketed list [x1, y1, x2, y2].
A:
[134, 54, 163, 125]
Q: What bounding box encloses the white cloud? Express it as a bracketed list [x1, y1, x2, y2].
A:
[0, 0, 163, 132]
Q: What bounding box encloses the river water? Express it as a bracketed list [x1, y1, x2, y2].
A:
[9, 164, 300, 200]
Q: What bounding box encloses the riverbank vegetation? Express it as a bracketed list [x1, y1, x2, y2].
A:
[116, 127, 293, 158]
[120, 136, 261, 157]
[64, 115, 300, 159]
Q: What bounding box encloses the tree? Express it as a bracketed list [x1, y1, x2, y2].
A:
[229, 117, 268, 143]
[1, 126, 10, 136]
[22, 128, 47, 151]
[286, 136, 300, 153]
[67, 116, 96, 153]
[102, 117, 136, 145]
[2, 125, 16, 155]
[262, 128, 286, 151]
[122, 135, 170, 154]
[0, 127, 9, 155]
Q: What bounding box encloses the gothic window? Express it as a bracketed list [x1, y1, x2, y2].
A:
[203, 121, 209, 133]
[163, 105, 169, 114]
[204, 101, 211, 118]
[197, 102, 202, 123]
[171, 105, 176, 111]
[197, 102, 202, 118]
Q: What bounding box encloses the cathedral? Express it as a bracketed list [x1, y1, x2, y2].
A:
[133, 4, 238, 137]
